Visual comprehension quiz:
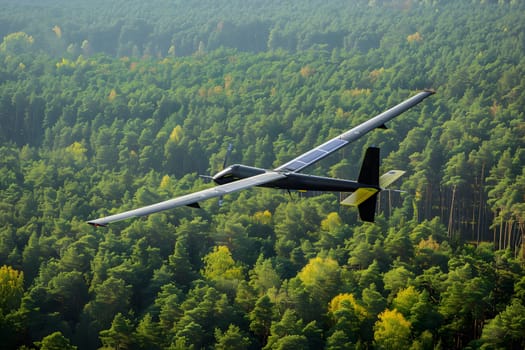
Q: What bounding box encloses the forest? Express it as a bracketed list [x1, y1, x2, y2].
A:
[0, 0, 524, 349]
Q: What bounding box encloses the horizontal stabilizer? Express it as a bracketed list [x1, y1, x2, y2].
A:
[340, 189, 378, 222]
[379, 170, 406, 188]
[341, 170, 405, 207]
[340, 187, 378, 206]
[341, 169, 405, 223]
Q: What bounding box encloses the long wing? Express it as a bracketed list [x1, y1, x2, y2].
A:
[88, 171, 286, 226]
[274, 90, 435, 173]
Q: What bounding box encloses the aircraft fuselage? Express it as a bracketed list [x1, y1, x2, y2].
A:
[213, 164, 376, 192]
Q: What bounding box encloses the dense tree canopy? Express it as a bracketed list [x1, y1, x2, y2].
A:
[0, 0, 524, 349]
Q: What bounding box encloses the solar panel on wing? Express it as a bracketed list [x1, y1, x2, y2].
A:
[298, 149, 326, 164]
[279, 161, 304, 172]
[319, 138, 347, 152]
[276, 138, 349, 172]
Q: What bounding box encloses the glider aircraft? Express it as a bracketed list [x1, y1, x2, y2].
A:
[88, 90, 434, 226]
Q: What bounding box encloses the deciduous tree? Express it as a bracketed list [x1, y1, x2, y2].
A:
[373, 309, 412, 350]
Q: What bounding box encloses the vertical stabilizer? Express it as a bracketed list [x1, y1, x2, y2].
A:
[358, 147, 380, 222]
[340, 147, 380, 222]
[358, 147, 380, 187]
[358, 193, 378, 222]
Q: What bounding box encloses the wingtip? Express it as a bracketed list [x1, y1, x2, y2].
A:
[87, 221, 107, 227]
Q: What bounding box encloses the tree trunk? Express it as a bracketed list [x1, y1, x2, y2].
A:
[448, 185, 456, 238]
[499, 214, 503, 250]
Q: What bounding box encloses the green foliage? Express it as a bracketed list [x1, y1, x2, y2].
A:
[373, 309, 412, 350]
[202, 245, 244, 295]
[264, 309, 305, 350]
[99, 313, 135, 349]
[250, 295, 274, 346]
[383, 265, 415, 300]
[0, 265, 24, 313]
[298, 256, 342, 306]
[214, 324, 251, 350]
[480, 299, 525, 350]
[135, 313, 162, 350]
[0, 1, 524, 349]
[84, 276, 132, 330]
[0, 32, 34, 54]
[37, 331, 77, 350]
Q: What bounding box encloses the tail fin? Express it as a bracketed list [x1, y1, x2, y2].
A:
[357, 147, 379, 222]
[340, 148, 406, 222]
[358, 147, 380, 187]
[341, 147, 380, 222]
[356, 169, 405, 222]
[358, 193, 378, 222]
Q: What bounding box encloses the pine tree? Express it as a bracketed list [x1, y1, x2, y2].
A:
[99, 313, 135, 349]
[214, 324, 251, 350]
[37, 331, 77, 350]
[249, 295, 274, 346]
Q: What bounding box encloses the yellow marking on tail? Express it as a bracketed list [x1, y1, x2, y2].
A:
[340, 170, 405, 207]
[341, 187, 378, 206]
